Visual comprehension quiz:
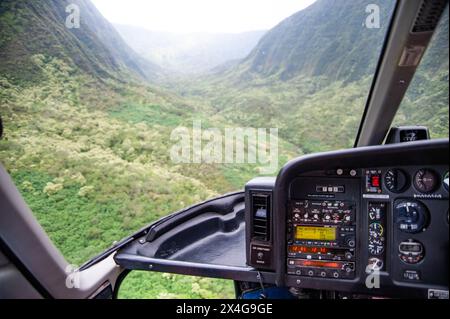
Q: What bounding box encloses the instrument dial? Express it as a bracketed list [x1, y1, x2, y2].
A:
[394, 200, 429, 233]
[369, 222, 384, 238]
[369, 237, 384, 246]
[366, 257, 384, 272]
[368, 242, 384, 256]
[368, 222, 385, 256]
[399, 239, 424, 264]
[385, 169, 409, 193]
[414, 169, 439, 193]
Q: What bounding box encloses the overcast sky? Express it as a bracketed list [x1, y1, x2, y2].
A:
[91, 0, 317, 33]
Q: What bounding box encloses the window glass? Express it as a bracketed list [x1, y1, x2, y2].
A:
[393, 6, 449, 138]
[0, 0, 399, 298]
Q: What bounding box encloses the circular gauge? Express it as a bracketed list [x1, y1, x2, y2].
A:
[394, 200, 429, 233]
[366, 257, 384, 272]
[369, 237, 384, 246]
[443, 171, 449, 192]
[385, 169, 409, 193]
[413, 169, 439, 193]
[368, 241, 384, 256]
[368, 222, 385, 256]
[369, 222, 384, 239]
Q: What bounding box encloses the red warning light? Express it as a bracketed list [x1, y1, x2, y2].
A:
[371, 176, 380, 187]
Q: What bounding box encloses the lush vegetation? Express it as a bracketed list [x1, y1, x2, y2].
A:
[167, 1, 448, 153]
[0, 56, 285, 298]
[0, 0, 448, 299]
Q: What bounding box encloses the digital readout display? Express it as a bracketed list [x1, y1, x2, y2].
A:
[289, 246, 330, 254]
[290, 259, 343, 269]
[295, 226, 336, 241]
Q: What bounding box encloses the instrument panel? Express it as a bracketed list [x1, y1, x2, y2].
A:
[246, 139, 449, 298]
[287, 166, 448, 291]
[287, 178, 359, 281]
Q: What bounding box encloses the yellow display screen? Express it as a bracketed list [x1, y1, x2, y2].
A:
[295, 226, 336, 241]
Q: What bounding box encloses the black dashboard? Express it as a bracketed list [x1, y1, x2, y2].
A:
[115, 138, 449, 299]
[246, 139, 449, 298]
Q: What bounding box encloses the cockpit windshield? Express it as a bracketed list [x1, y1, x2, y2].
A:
[1, 0, 448, 300]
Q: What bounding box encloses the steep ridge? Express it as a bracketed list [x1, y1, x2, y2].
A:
[229, 0, 396, 82]
[0, 0, 161, 84]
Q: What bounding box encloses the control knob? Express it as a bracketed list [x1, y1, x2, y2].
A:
[346, 236, 356, 248]
[344, 251, 353, 260]
[343, 263, 354, 273]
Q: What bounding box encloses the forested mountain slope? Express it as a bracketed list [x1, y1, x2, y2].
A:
[0, 0, 161, 84]
[230, 0, 394, 82]
[173, 0, 448, 153]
